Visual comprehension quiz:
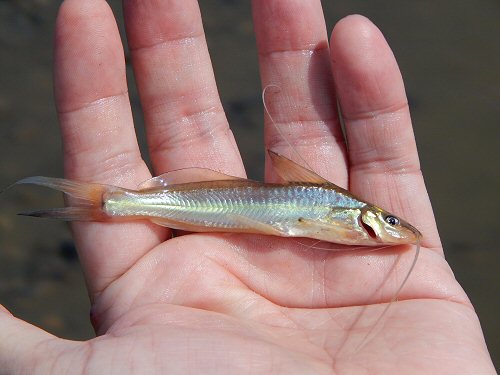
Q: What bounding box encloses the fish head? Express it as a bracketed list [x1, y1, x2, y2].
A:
[360, 206, 421, 244]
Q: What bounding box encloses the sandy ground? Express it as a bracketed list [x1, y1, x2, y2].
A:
[0, 0, 498, 368]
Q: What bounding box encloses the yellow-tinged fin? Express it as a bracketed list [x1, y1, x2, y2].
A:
[296, 212, 355, 231]
[226, 214, 287, 236]
[138, 168, 246, 190]
[14, 176, 120, 221]
[268, 150, 330, 184]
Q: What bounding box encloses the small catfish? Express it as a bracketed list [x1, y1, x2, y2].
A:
[11, 150, 423, 349]
[14, 151, 421, 248]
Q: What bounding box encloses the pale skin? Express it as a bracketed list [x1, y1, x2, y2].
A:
[0, 0, 495, 374]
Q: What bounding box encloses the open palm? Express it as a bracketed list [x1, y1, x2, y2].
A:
[0, 0, 494, 374]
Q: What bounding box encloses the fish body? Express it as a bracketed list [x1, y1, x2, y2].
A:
[13, 152, 420, 247]
[105, 181, 371, 244]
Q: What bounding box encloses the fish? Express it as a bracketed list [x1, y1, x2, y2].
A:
[11, 149, 422, 351]
[12, 151, 421, 248]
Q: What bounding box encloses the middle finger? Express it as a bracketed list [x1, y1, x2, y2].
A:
[252, 0, 347, 185]
[124, 0, 245, 177]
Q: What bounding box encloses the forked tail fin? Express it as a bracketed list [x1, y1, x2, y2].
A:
[14, 176, 121, 221]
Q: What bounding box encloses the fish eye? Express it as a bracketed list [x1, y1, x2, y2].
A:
[385, 215, 400, 226]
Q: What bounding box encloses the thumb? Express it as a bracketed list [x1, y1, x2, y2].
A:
[0, 305, 79, 373]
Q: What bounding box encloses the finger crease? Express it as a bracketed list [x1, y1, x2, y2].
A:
[65, 148, 145, 184]
[341, 101, 409, 122]
[57, 91, 129, 116]
[351, 157, 422, 176]
[129, 32, 205, 53]
[258, 43, 330, 58]
[149, 107, 228, 154]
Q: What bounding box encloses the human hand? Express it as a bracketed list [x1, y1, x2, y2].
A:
[0, 0, 495, 373]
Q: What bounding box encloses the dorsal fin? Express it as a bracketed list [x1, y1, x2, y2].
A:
[268, 150, 330, 184]
[138, 168, 245, 190]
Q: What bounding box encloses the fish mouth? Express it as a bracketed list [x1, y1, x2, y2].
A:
[401, 222, 422, 243]
[405, 222, 422, 238]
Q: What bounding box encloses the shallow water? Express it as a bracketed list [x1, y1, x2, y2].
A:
[0, 0, 498, 368]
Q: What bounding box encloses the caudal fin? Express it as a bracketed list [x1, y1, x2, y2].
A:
[14, 176, 119, 222]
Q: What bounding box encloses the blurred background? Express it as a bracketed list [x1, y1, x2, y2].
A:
[0, 0, 498, 368]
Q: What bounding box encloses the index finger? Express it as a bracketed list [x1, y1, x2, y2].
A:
[54, 0, 166, 298]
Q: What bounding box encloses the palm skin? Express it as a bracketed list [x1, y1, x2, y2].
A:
[0, 0, 495, 374]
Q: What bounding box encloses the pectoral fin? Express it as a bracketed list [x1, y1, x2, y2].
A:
[226, 214, 287, 236]
[150, 215, 286, 237]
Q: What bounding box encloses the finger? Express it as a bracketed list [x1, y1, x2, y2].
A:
[123, 0, 245, 176]
[252, 0, 347, 184]
[0, 306, 70, 373]
[330, 16, 441, 249]
[54, 0, 167, 297]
